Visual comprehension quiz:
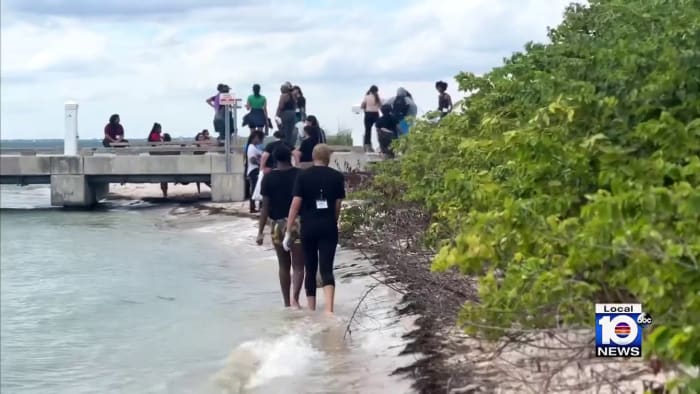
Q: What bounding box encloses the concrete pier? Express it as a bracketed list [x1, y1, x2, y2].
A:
[0, 150, 381, 207]
[50, 175, 108, 207]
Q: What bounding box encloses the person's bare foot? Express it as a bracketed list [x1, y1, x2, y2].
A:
[290, 301, 301, 309]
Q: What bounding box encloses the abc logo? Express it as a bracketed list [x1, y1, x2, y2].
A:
[637, 312, 653, 325]
[598, 315, 639, 346]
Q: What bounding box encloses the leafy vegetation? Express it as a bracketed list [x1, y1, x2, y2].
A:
[364, 0, 700, 390]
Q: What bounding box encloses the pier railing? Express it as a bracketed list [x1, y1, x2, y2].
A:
[0, 144, 362, 156]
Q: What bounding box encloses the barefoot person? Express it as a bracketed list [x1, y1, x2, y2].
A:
[284, 144, 346, 313]
[256, 146, 305, 308]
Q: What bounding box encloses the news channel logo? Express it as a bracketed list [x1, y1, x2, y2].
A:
[595, 303, 652, 357]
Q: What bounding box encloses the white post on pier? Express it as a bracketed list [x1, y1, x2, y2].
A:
[64, 100, 79, 156]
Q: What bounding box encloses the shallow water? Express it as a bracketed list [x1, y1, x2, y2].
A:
[0, 185, 416, 394]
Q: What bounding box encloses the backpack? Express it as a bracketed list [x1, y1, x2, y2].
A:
[392, 96, 409, 119]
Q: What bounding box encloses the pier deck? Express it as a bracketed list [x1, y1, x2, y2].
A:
[0, 146, 381, 207]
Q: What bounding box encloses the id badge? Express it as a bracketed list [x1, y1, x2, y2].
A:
[316, 199, 328, 209]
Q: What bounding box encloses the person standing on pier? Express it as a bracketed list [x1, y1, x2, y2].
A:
[284, 144, 346, 314]
[360, 85, 381, 152]
[276, 83, 297, 148]
[256, 146, 305, 308]
[102, 114, 129, 147]
[246, 84, 269, 135]
[206, 83, 234, 142]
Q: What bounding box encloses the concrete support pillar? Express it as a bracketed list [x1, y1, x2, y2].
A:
[64, 101, 79, 156]
[50, 175, 106, 207]
[211, 173, 245, 202]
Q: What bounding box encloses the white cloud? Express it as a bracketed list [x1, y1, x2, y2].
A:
[0, 0, 573, 147]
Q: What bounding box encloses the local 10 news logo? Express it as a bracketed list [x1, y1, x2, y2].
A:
[595, 303, 652, 357]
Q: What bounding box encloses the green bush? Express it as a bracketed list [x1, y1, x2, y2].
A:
[378, 0, 700, 389]
[325, 129, 354, 146]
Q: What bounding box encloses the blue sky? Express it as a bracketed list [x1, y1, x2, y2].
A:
[0, 0, 574, 145]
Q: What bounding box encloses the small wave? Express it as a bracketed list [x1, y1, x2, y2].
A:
[211, 329, 323, 393]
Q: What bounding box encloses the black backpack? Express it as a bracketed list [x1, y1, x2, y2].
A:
[392, 96, 409, 119]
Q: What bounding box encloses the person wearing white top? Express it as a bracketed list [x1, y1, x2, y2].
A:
[246, 130, 264, 213]
[361, 85, 381, 152]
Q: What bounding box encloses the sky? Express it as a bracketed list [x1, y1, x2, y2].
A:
[0, 0, 574, 144]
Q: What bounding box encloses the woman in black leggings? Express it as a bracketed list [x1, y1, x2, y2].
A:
[284, 144, 346, 313]
[360, 85, 381, 152]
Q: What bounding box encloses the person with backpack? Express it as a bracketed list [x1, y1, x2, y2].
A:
[384, 87, 417, 136]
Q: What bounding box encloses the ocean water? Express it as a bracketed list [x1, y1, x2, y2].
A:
[0, 185, 416, 394]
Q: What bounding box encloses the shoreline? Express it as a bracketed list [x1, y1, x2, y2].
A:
[106, 183, 673, 393]
[339, 199, 676, 394]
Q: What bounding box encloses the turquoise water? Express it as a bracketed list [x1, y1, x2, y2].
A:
[0, 185, 415, 394]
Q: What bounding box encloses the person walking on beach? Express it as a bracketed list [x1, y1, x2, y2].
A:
[360, 85, 381, 152]
[103, 114, 129, 147]
[276, 83, 297, 148]
[206, 83, 234, 142]
[246, 131, 265, 213]
[256, 146, 305, 308]
[435, 80, 453, 118]
[246, 84, 269, 135]
[284, 144, 346, 313]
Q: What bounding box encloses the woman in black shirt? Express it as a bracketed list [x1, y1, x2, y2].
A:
[284, 144, 346, 313]
[256, 146, 305, 308]
[293, 125, 322, 168]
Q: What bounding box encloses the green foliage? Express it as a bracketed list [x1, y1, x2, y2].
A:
[325, 129, 353, 146]
[373, 0, 700, 388]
